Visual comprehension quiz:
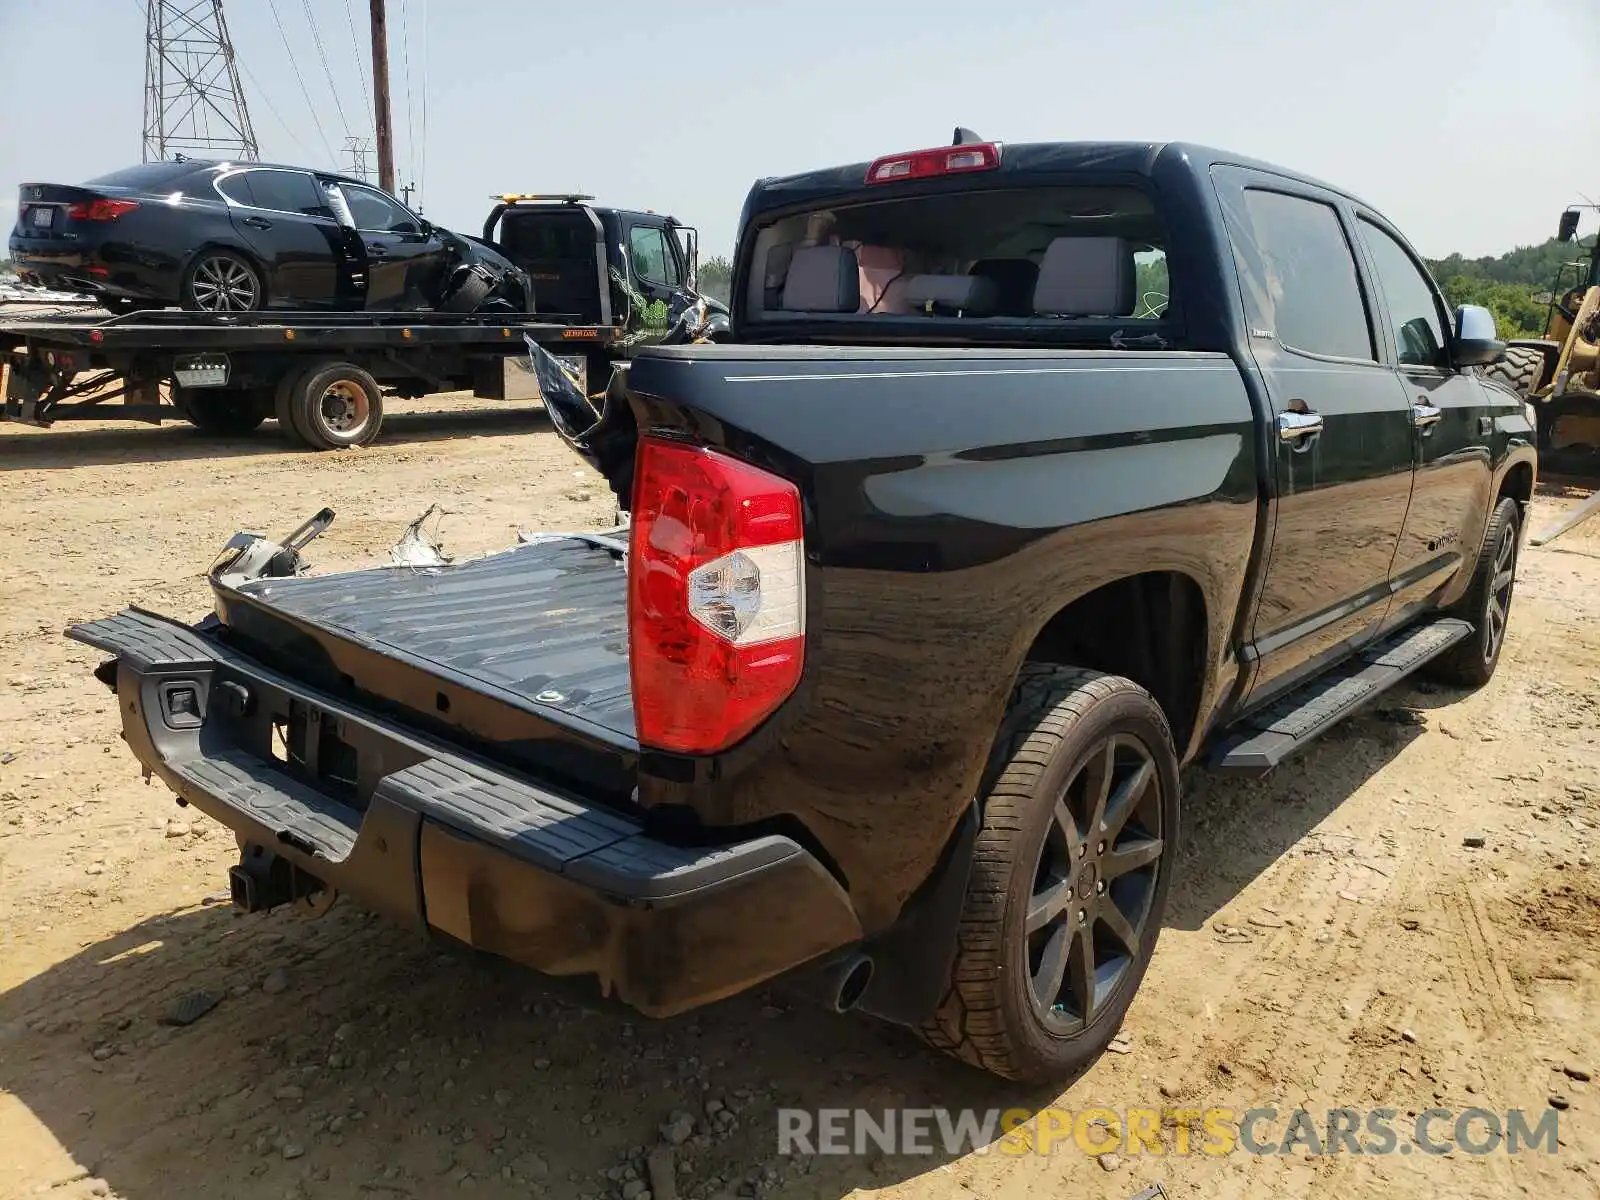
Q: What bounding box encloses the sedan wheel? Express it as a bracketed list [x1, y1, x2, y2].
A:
[185, 253, 263, 312]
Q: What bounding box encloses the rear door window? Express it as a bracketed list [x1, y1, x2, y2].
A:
[215, 173, 255, 207]
[246, 170, 329, 218]
[1237, 189, 1374, 361]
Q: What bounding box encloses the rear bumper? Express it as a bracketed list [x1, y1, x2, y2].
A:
[68, 608, 863, 1016]
[9, 238, 162, 300]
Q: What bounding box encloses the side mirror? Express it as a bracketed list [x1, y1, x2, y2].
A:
[1558, 210, 1580, 243]
[1452, 304, 1504, 367]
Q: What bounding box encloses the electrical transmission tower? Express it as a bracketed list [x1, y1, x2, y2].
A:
[142, 0, 259, 163]
[342, 136, 374, 182]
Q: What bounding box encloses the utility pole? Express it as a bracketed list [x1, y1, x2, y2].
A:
[143, 0, 258, 163]
[399, 182, 416, 210]
[369, 0, 395, 195]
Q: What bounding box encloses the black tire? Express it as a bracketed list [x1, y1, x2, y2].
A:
[1477, 344, 1545, 398]
[174, 386, 269, 436]
[1425, 496, 1521, 688]
[440, 266, 493, 313]
[288, 361, 384, 449]
[919, 666, 1180, 1082]
[272, 364, 313, 447]
[181, 249, 264, 313]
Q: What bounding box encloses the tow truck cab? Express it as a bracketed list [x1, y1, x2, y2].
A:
[482, 194, 724, 333]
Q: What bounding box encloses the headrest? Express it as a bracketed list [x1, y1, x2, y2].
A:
[901, 274, 999, 316]
[780, 244, 860, 312]
[1032, 237, 1136, 316]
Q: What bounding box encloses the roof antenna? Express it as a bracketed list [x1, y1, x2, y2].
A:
[952, 127, 983, 146]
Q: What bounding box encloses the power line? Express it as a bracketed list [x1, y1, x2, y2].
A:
[266, 0, 337, 164]
[301, 0, 352, 139]
[238, 58, 316, 161]
[342, 0, 373, 127]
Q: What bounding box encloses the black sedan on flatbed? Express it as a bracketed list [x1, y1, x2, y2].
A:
[10, 160, 529, 315]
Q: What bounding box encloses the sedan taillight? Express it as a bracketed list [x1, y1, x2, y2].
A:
[65, 199, 140, 221]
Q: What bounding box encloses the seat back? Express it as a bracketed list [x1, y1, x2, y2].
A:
[1032, 237, 1135, 316]
[781, 244, 861, 312]
[968, 258, 1039, 317]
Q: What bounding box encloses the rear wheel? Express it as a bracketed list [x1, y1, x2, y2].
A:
[174, 386, 269, 436]
[919, 667, 1179, 1081]
[1426, 496, 1521, 687]
[287, 361, 384, 449]
[182, 250, 264, 313]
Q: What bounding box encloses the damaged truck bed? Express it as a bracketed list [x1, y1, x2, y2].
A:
[69, 524, 859, 1016]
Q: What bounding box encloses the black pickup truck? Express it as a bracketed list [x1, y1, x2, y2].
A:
[71, 138, 1537, 1082]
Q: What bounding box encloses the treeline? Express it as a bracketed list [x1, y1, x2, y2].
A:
[1426, 236, 1595, 340]
[698, 256, 733, 305]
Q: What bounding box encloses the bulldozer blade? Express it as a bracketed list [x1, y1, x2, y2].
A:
[1530, 488, 1600, 546]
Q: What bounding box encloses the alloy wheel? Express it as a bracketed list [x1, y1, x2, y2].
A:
[1484, 519, 1517, 663]
[190, 257, 259, 311]
[1026, 733, 1165, 1035]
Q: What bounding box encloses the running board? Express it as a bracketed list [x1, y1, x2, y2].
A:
[1211, 618, 1473, 776]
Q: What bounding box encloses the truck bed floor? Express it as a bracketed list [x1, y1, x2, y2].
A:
[233, 538, 634, 740]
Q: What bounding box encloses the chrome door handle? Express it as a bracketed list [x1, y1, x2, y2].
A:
[1413, 403, 1443, 429]
[1277, 410, 1324, 442]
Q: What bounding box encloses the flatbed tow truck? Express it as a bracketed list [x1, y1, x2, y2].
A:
[0, 307, 618, 449]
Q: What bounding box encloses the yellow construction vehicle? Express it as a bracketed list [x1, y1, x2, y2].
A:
[1486, 204, 1600, 470]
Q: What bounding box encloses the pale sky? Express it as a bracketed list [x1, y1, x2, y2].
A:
[2, 0, 1597, 260]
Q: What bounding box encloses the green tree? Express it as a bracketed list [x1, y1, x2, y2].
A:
[1425, 235, 1596, 341]
[1438, 275, 1549, 340]
[697, 255, 733, 304]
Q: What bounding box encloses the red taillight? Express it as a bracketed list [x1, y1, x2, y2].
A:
[65, 199, 140, 221]
[866, 142, 1001, 185]
[628, 437, 805, 755]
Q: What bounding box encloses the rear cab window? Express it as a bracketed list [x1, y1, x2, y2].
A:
[741, 183, 1176, 345]
[85, 162, 202, 191]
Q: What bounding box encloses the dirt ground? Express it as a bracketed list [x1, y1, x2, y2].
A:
[1, 399, 1597, 1200]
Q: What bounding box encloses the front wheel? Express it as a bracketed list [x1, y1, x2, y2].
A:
[919, 667, 1179, 1082]
[1426, 496, 1521, 687]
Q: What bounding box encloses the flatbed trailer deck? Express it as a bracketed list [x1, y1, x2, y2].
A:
[1, 309, 617, 448]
